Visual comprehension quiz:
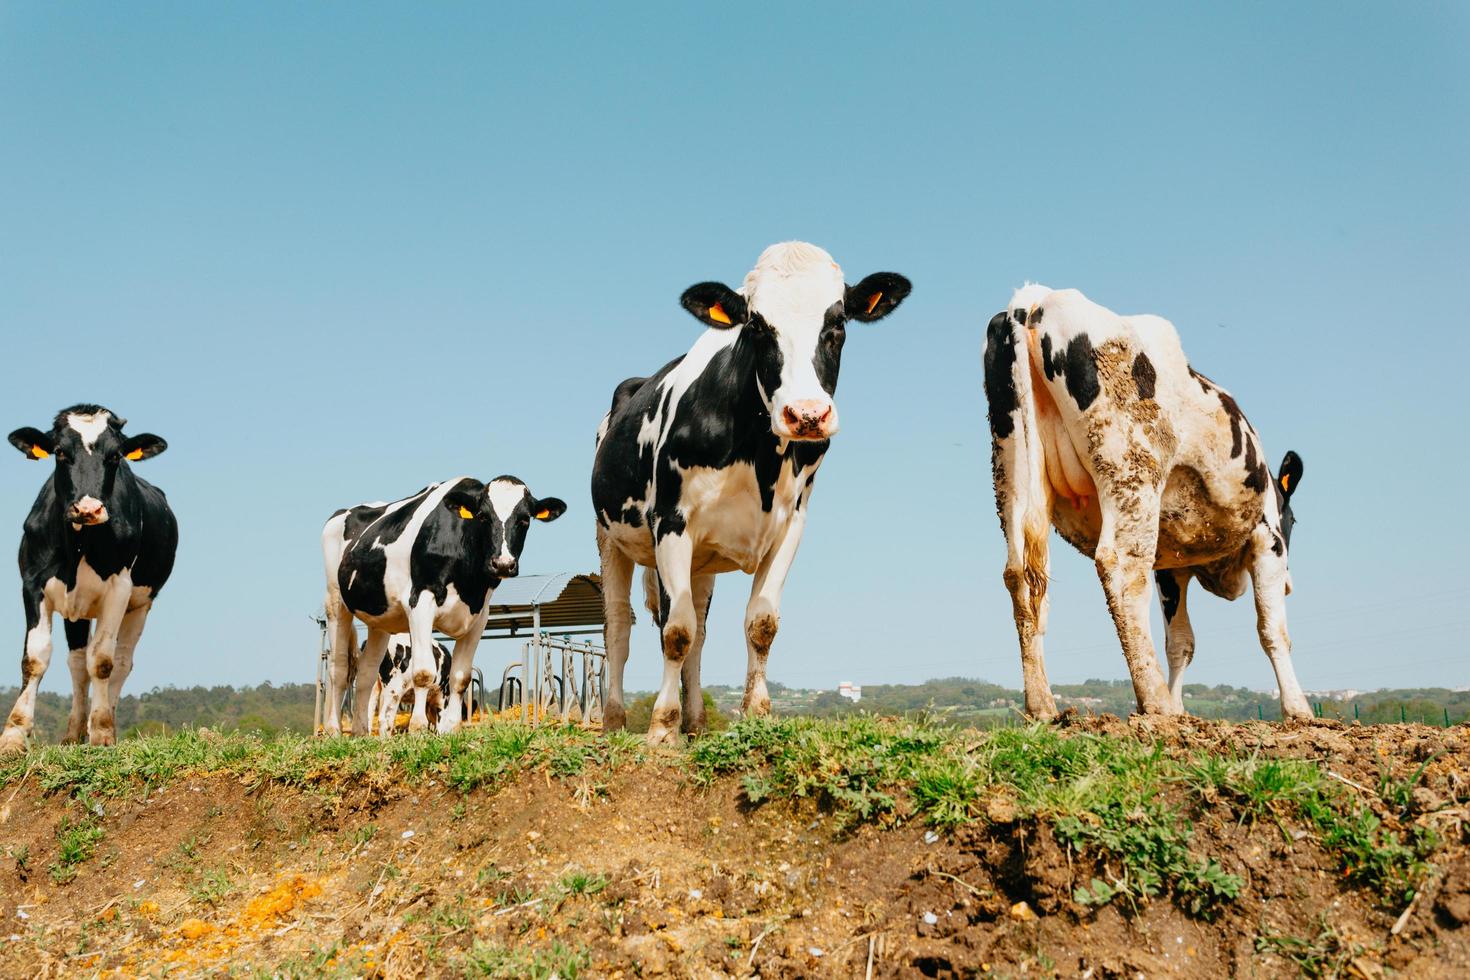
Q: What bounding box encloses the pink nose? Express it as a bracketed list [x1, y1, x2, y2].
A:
[69, 498, 107, 524]
[780, 400, 835, 439]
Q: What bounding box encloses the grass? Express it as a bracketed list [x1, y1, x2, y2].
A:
[689, 715, 1443, 915]
[460, 939, 590, 979]
[1256, 917, 1371, 978]
[4, 714, 1449, 922]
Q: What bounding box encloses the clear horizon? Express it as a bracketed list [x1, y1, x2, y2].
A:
[1, 3, 1466, 702]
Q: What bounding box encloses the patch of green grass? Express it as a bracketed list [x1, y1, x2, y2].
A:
[1183, 754, 1437, 906]
[1255, 917, 1370, 978]
[49, 814, 105, 883]
[556, 869, 609, 898]
[189, 866, 236, 906]
[460, 939, 590, 979]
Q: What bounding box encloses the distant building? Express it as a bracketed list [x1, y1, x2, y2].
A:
[838, 681, 862, 703]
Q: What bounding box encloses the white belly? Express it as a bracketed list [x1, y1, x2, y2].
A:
[43, 559, 147, 621]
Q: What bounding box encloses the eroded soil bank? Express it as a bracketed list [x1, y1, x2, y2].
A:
[0, 716, 1466, 977]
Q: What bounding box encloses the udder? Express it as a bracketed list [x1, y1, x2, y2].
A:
[1026, 329, 1096, 510]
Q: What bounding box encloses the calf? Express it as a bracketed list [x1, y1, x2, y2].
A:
[321, 476, 565, 735]
[371, 634, 453, 736]
[592, 241, 912, 743]
[1, 405, 177, 750]
[983, 286, 1310, 719]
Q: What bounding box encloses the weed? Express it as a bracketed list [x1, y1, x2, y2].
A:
[461, 939, 590, 979]
[1256, 917, 1369, 978]
[49, 815, 104, 884]
[189, 866, 236, 906]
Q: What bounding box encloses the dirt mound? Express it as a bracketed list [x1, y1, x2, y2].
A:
[0, 718, 1466, 977]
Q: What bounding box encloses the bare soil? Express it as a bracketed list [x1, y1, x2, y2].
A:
[1, 719, 1467, 978]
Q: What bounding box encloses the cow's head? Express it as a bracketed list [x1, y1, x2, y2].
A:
[9, 405, 167, 527]
[444, 476, 566, 578]
[680, 242, 911, 441]
[1276, 451, 1304, 549]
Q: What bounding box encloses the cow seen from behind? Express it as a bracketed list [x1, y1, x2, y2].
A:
[983, 286, 1309, 719]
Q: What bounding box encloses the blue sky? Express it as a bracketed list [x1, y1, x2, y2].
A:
[1, 3, 1466, 700]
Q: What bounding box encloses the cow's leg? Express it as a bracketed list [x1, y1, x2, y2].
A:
[323, 593, 357, 736]
[86, 573, 135, 746]
[440, 619, 486, 735]
[368, 679, 384, 737]
[741, 512, 809, 718]
[1094, 500, 1175, 716]
[598, 529, 636, 734]
[1002, 511, 1059, 719]
[62, 619, 91, 743]
[106, 605, 148, 724]
[679, 575, 716, 735]
[405, 597, 439, 734]
[0, 593, 54, 753]
[1249, 528, 1312, 721]
[352, 630, 390, 736]
[647, 531, 696, 746]
[1157, 570, 1196, 711]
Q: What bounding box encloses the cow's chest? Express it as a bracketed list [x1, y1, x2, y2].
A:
[43, 559, 150, 622]
[608, 459, 811, 574]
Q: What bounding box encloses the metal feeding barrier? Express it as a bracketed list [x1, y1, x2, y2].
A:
[498, 633, 608, 727]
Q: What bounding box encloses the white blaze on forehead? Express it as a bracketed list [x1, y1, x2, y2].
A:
[66, 412, 113, 451]
[742, 242, 845, 411]
[487, 479, 528, 522]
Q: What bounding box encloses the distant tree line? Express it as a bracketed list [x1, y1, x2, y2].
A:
[2, 677, 1464, 745]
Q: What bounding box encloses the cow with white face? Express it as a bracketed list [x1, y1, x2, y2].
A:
[321, 475, 565, 736]
[983, 286, 1310, 719]
[1, 405, 177, 751]
[592, 242, 912, 744]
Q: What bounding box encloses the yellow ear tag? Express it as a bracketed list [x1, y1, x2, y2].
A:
[708, 303, 731, 325]
[1281, 474, 1291, 492]
[30, 446, 49, 460]
[535, 509, 551, 520]
[865, 291, 883, 315]
[126, 448, 145, 461]
[458, 506, 474, 519]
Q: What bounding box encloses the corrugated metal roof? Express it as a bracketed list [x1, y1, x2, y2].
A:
[480, 571, 615, 635]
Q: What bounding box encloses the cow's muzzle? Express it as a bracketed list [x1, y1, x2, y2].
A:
[490, 557, 519, 578]
[68, 497, 109, 526]
[775, 400, 837, 440]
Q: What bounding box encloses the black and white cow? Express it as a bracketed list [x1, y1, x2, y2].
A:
[321, 475, 565, 735]
[983, 285, 1310, 719]
[369, 633, 453, 736]
[1, 405, 177, 750]
[592, 242, 912, 744]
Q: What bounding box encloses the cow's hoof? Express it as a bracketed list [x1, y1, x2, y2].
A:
[88, 730, 116, 748]
[407, 717, 430, 734]
[435, 719, 460, 736]
[0, 731, 27, 755]
[646, 725, 680, 747]
[602, 705, 626, 733]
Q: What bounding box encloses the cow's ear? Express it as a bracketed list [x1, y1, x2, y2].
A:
[1277, 451, 1303, 499]
[530, 497, 567, 523]
[119, 433, 167, 462]
[443, 488, 484, 521]
[680, 282, 746, 329]
[846, 273, 912, 322]
[9, 428, 54, 460]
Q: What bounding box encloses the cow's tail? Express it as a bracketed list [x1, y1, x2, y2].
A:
[984, 305, 1052, 622]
